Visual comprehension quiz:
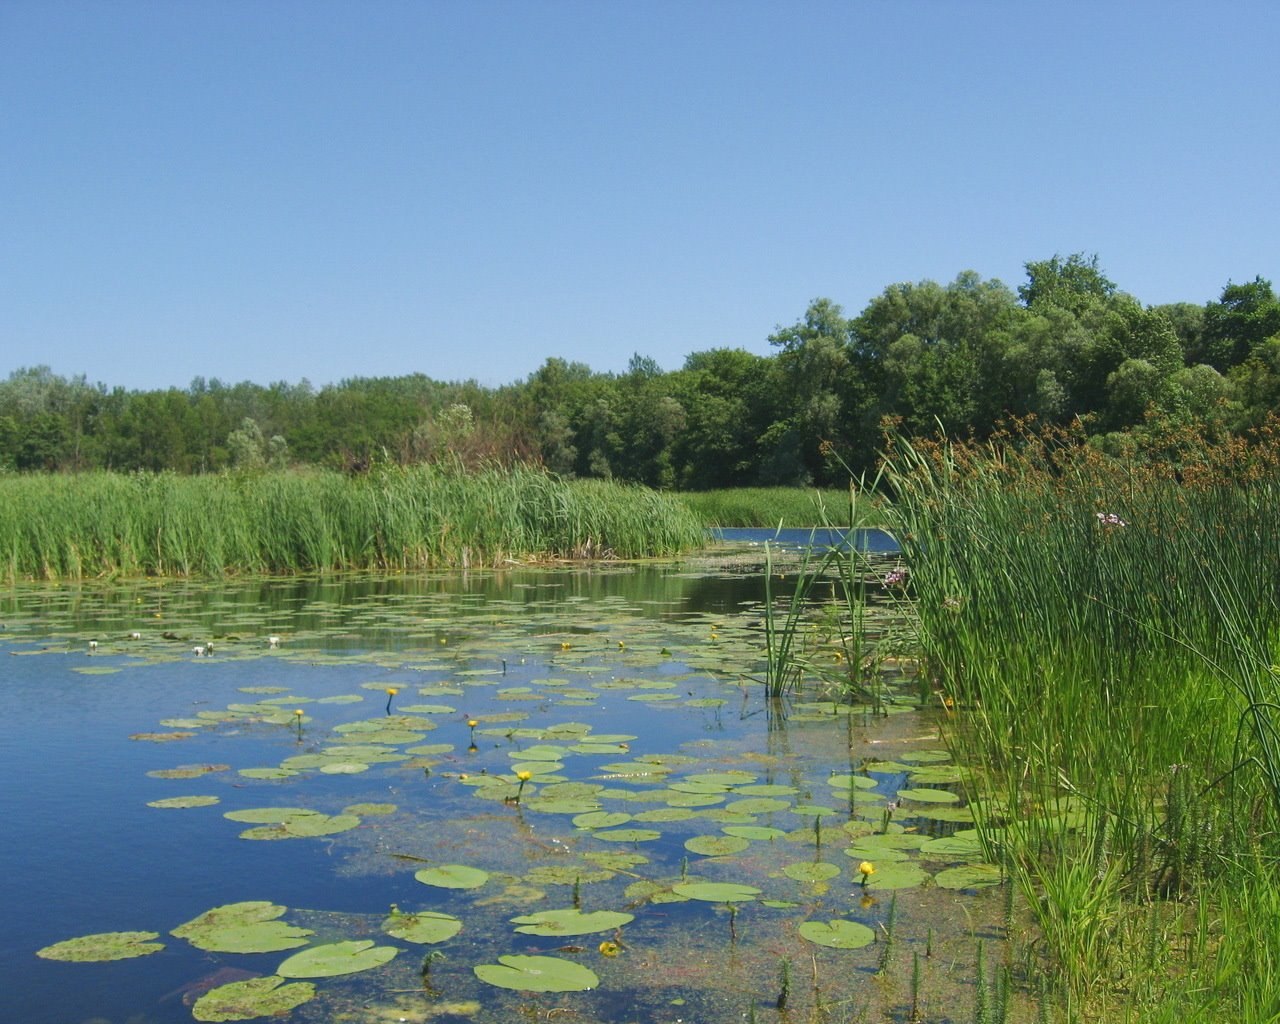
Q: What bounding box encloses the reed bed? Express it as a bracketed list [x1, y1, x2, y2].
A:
[883, 421, 1280, 1020]
[678, 486, 873, 528]
[0, 465, 706, 581]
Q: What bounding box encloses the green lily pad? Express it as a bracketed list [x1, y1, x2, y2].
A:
[172, 902, 313, 954]
[147, 763, 230, 780]
[896, 788, 960, 804]
[191, 975, 316, 1022]
[510, 908, 634, 936]
[864, 862, 930, 890]
[684, 835, 751, 856]
[382, 910, 462, 944]
[919, 834, 986, 859]
[725, 797, 790, 814]
[723, 825, 787, 841]
[572, 811, 632, 829]
[633, 807, 695, 823]
[276, 940, 399, 978]
[798, 919, 875, 949]
[237, 767, 299, 780]
[415, 864, 490, 890]
[783, 861, 842, 883]
[148, 795, 220, 809]
[844, 844, 911, 863]
[524, 865, 614, 886]
[37, 931, 164, 962]
[672, 882, 761, 902]
[934, 864, 1004, 890]
[474, 954, 599, 993]
[825, 774, 879, 791]
[900, 749, 952, 763]
[591, 828, 662, 843]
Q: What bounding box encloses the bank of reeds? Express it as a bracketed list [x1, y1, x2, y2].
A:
[883, 420, 1280, 1020]
[0, 464, 706, 581]
[679, 486, 873, 528]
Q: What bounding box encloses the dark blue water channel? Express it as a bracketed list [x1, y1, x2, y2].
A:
[0, 556, 948, 1024]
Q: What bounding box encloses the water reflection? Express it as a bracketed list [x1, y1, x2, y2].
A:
[1, 558, 1008, 1024]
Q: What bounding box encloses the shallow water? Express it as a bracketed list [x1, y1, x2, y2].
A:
[0, 551, 1024, 1024]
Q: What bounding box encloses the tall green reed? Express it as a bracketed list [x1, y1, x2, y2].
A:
[0, 464, 706, 580]
[882, 420, 1280, 1016]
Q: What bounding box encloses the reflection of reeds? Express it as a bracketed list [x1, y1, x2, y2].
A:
[0, 463, 705, 579]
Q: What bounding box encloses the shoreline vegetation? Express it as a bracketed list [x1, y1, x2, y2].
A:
[0, 464, 707, 582]
[770, 421, 1280, 1021]
[676, 486, 877, 529]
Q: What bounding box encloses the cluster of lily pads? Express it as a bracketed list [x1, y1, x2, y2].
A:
[27, 567, 1007, 1022]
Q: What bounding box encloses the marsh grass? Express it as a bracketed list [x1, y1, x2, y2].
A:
[678, 486, 875, 528]
[0, 464, 706, 580]
[882, 419, 1280, 1020]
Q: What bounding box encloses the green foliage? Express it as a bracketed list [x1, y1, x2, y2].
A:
[1, 255, 1276, 485]
[883, 421, 1280, 1017]
[677, 487, 870, 527]
[0, 464, 706, 580]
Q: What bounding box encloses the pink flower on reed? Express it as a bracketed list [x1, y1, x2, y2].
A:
[883, 568, 909, 587]
[1095, 512, 1127, 528]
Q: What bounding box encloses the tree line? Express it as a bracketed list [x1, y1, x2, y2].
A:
[3, 254, 1278, 487]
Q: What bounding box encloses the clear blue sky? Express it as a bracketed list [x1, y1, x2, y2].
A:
[2, 2, 1276, 392]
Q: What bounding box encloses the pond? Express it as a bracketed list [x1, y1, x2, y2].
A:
[1, 548, 1022, 1024]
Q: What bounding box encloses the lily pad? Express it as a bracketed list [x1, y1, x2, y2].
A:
[415, 864, 490, 890]
[782, 861, 842, 883]
[172, 902, 313, 954]
[147, 763, 230, 780]
[864, 862, 930, 890]
[896, 787, 960, 804]
[191, 975, 316, 1022]
[36, 931, 164, 962]
[723, 825, 787, 841]
[510, 908, 634, 936]
[591, 828, 661, 843]
[934, 864, 1004, 890]
[276, 940, 399, 978]
[798, 919, 875, 949]
[148, 795, 220, 809]
[684, 835, 750, 856]
[572, 811, 632, 829]
[382, 910, 462, 944]
[474, 954, 599, 993]
[671, 882, 761, 902]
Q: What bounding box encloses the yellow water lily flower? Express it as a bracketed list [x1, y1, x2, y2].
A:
[598, 940, 621, 957]
[515, 770, 533, 782]
[858, 861, 875, 886]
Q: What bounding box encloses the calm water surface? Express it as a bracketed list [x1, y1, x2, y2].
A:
[0, 552, 1013, 1024]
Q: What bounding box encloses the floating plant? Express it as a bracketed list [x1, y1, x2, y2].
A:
[414, 864, 490, 890]
[473, 954, 599, 993]
[276, 939, 399, 978]
[510, 908, 634, 936]
[171, 901, 314, 954]
[798, 919, 876, 949]
[190, 975, 317, 1022]
[36, 931, 164, 962]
